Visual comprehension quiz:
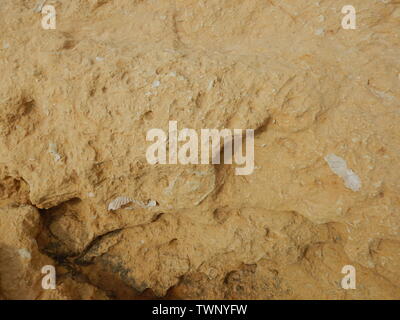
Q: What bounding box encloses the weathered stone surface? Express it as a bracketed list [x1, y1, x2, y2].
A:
[0, 205, 52, 299]
[0, 0, 399, 299]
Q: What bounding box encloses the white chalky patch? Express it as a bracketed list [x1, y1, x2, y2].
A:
[207, 80, 214, 91]
[95, 56, 105, 62]
[370, 88, 394, 102]
[152, 80, 161, 88]
[315, 28, 325, 36]
[18, 248, 31, 260]
[108, 196, 157, 211]
[325, 154, 362, 192]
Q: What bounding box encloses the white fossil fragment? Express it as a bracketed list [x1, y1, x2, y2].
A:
[325, 154, 362, 192]
[127, 199, 158, 209]
[152, 80, 161, 88]
[48, 143, 61, 161]
[145, 200, 157, 208]
[108, 196, 132, 211]
[95, 56, 105, 62]
[108, 196, 158, 211]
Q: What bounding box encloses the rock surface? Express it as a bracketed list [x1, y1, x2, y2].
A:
[0, 0, 399, 299]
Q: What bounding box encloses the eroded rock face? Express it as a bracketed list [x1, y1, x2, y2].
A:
[0, 205, 51, 299]
[0, 0, 399, 299]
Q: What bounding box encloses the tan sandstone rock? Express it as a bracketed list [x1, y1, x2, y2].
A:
[0, 0, 399, 299]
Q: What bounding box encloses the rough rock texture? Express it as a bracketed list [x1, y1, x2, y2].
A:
[0, 0, 399, 299]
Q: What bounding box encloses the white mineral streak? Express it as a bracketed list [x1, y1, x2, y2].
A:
[108, 196, 157, 211]
[324, 154, 362, 192]
[48, 143, 61, 161]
